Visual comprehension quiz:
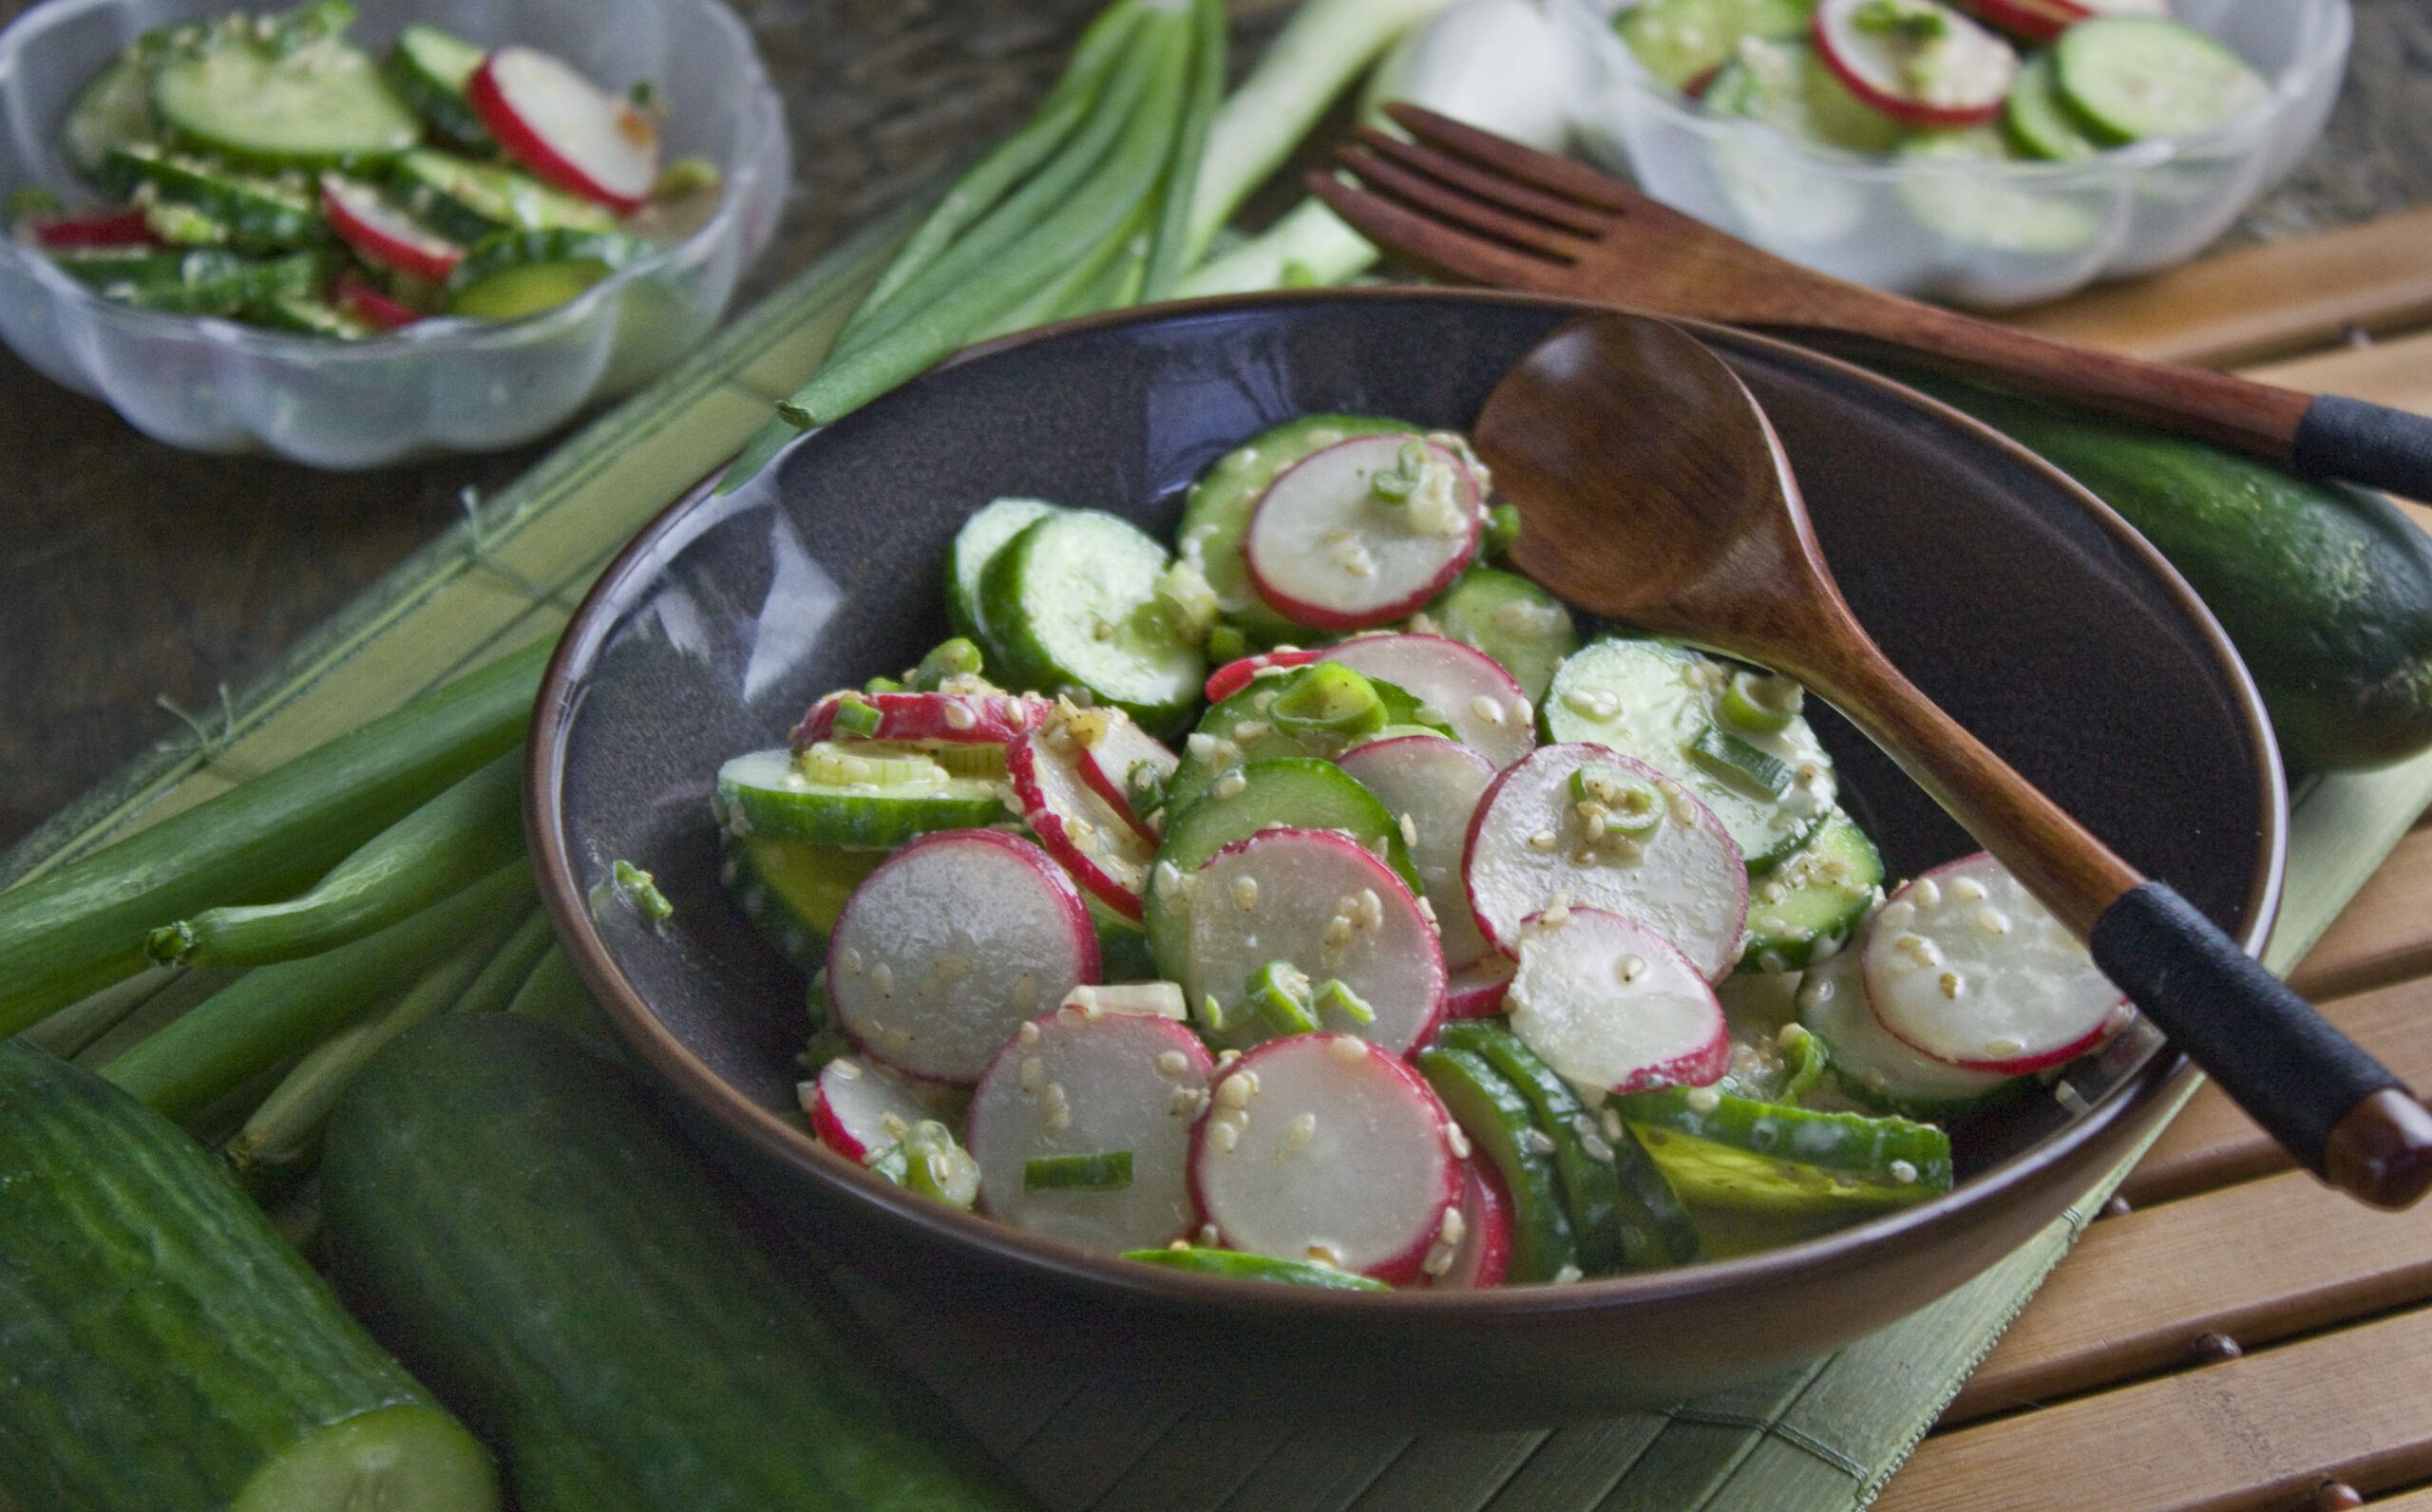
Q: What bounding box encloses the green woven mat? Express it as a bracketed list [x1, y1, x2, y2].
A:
[10, 211, 2432, 1511]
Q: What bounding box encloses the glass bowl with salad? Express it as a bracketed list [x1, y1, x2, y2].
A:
[1553, 0, 2349, 308]
[530, 290, 2283, 1416]
[0, 0, 785, 465]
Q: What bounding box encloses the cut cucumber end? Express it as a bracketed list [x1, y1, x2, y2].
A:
[233, 1405, 499, 1512]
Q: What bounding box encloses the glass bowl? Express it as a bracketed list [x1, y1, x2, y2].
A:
[1554, 0, 2350, 309]
[0, 0, 788, 466]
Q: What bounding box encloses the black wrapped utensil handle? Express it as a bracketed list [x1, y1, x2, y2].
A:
[2089, 880, 2432, 1208]
[2292, 394, 2432, 501]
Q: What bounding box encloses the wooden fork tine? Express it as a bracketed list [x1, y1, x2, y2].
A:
[1348, 127, 1609, 237]
[1307, 173, 1575, 292]
[1383, 103, 1640, 214]
[1334, 143, 1588, 262]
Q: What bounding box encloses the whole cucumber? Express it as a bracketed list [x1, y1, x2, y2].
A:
[318, 1012, 1034, 1512]
[1913, 377, 2432, 773]
[0, 1039, 497, 1512]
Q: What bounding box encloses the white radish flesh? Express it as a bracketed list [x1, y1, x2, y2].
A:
[319, 174, 460, 282]
[467, 46, 659, 212]
[801, 1055, 965, 1162]
[1011, 722, 1159, 923]
[1423, 1159, 1513, 1289]
[1186, 827, 1447, 1056]
[1505, 906, 1731, 1094]
[828, 830, 1099, 1084]
[1189, 1033, 1461, 1283]
[1244, 437, 1481, 631]
[1465, 745, 1749, 980]
[792, 689, 1047, 748]
[1326, 633, 1535, 768]
[1862, 851, 2129, 1073]
[1337, 734, 1497, 972]
[1446, 953, 1516, 1019]
[1813, 0, 2018, 127]
[1796, 947, 2019, 1105]
[1070, 708, 1180, 841]
[968, 1007, 1214, 1254]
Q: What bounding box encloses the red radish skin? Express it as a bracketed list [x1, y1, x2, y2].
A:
[1956, 0, 2164, 42]
[967, 1007, 1213, 1253]
[331, 274, 422, 331]
[1205, 648, 1323, 704]
[801, 1055, 962, 1162]
[1506, 907, 1732, 1094]
[319, 174, 462, 283]
[828, 829, 1099, 1085]
[792, 689, 1048, 748]
[1010, 725, 1157, 923]
[467, 46, 659, 212]
[1188, 1033, 1462, 1284]
[1862, 851, 2131, 1074]
[1813, 0, 2018, 129]
[30, 208, 155, 249]
[1446, 954, 1516, 1019]
[1326, 634, 1535, 769]
[1070, 710, 1179, 842]
[1244, 438, 1483, 632]
[1425, 1159, 1513, 1289]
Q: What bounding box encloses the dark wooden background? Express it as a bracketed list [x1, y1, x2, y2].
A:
[1, 0, 2425, 849]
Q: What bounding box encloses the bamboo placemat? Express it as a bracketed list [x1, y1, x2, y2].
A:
[10, 218, 2432, 1510]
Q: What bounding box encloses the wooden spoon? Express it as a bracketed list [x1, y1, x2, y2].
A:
[1478, 311, 2432, 1211]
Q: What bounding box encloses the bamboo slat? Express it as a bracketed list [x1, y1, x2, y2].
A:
[2285, 827, 2432, 1002]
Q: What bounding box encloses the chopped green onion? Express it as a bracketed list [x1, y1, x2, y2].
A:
[1569, 764, 1663, 835]
[1313, 978, 1375, 1025]
[906, 1121, 981, 1206]
[830, 694, 884, 739]
[911, 638, 985, 690]
[1776, 1023, 1825, 1106]
[1689, 728, 1795, 798]
[1199, 992, 1237, 1035]
[608, 860, 674, 923]
[1483, 503, 1523, 559]
[1026, 1149, 1134, 1190]
[1268, 662, 1385, 740]
[1206, 623, 1250, 663]
[1720, 670, 1803, 734]
[1245, 959, 1319, 1034]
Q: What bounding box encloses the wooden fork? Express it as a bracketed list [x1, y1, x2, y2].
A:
[1313, 103, 2432, 502]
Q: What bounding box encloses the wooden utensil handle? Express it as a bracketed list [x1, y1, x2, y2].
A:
[2293, 395, 2432, 501]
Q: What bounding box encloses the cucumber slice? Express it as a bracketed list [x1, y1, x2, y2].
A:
[1541, 636, 1834, 873]
[978, 510, 1207, 732]
[2002, 49, 2101, 160]
[388, 24, 492, 151]
[722, 833, 886, 971]
[1740, 809, 1885, 973]
[100, 144, 321, 251]
[255, 293, 374, 338]
[389, 148, 619, 241]
[150, 24, 422, 169]
[2054, 17, 2269, 143]
[1896, 124, 2104, 255]
[55, 245, 322, 315]
[1617, 1084, 1953, 1210]
[445, 226, 648, 318]
[1416, 1045, 1579, 1283]
[1617, 0, 1815, 90]
[1165, 662, 1448, 813]
[713, 747, 1010, 849]
[1417, 566, 1579, 705]
[1121, 1246, 1393, 1290]
[1795, 948, 2025, 1118]
[1703, 36, 1907, 155]
[947, 497, 1059, 643]
[61, 54, 159, 182]
[1177, 415, 1421, 647]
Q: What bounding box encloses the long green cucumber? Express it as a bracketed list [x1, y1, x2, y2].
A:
[319, 1013, 1033, 1512]
[0, 1039, 497, 1512]
[0, 639, 546, 1038]
[1901, 375, 2432, 772]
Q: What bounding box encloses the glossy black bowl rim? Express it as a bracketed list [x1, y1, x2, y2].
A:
[526, 285, 2287, 1324]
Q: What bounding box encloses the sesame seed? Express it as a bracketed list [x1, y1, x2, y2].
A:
[1879, 899, 1915, 929]
[1399, 812, 1418, 846]
[1215, 1075, 1254, 1109]
[1528, 829, 1559, 851]
[941, 699, 977, 729]
[1416, 897, 1440, 927]
[1187, 732, 1218, 760]
[1914, 878, 1942, 910]
[1323, 915, 1354, 949]
[830, 1059, 864, 1081]
[1421, 1247, 1454, 1277]
[1217, 1048, 1243, 1064]
[1617, 954, 1647, 983]
[1329, 1035, 1369, 1063]
[1950, 876, 1986, 902]
[1522, 1127, 1556, 1156]
[1939, 971, 1963, 999]
[1685, 1086, 1721, 1114]
[1043, 1082, 1071, 1131]
[1232, 876, 1260, 911]
[1439, 1207, 1466, 1246]
[1761, 881, 1788, 905]
[1321, 528, 1354, 545]
[1231, 720, 1271, 743]
[838, 946, 864, 975]
[1581, 1130, 1617, 1164]
[1017, 1020, 1041, 1048]
[1170, 1086, 1205, 1116]
[1976, 907, 2008, 935]
[1563, 688, 1603, 715]
[1416, 703, 1449, 727]
[1470, 695, 1505, 726]
[872, 962, 895, 998]
[1510, 697, 1531, 725]
[1156, 1049, 1188, 1076]
[1582, 810, 1607, 843]
[1213, 771, 1248, 800]
[1890, 1160, 1918, 1184]
[1446, 1122, 1472, 1160]
[1154, 860, 1182, 897]
[1552, 1264, 1584, 1285]
[1208, 1119, 1240, 1153]
[1282, 1112, 1317, 1151]
[1546, 889, 1572, 912]
[881, 1111, 909, 1141]
[1541, 901, 1570, 928]
[1013, 973, 1039, 1012]
[1198, 1223, 1222, 1247]
[1019, 1056, 1045, 1093]
[1986, 1036, 2025, 1058]
[1306, 1243, 1343, 1267]
[1358, 889, 1383, 929]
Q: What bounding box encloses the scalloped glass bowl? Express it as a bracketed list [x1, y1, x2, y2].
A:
[0, 0, 787, 466]
[1553, 0, 2350, 309]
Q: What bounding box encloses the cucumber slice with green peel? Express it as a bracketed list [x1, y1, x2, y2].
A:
[256, 293, 375, 338]
[142, 199, 232, 245]
[1121, 1246, 1393, 1290]
[1896, 124, 2106, 254]
[1616, 1084, 1953, 1209]
[62, 53, 160, 182]
[445, 226, 647, 318]
[1416, 1045, 1579, 1283]
[713, 747, 1010, 850]
[2003, 49, 2101, 159]
[1796, 947, 2025, 1117]
[56, 245, 323, 314]
[1703, 36, 1908, 154]
[1179, 415, 1422, 647]
[1617, 0, 1816, 90]
[1541, 636, 1834, 873]
[389, 148, 619, 241]
[948, 497, 1060, 643]
[1165, 662, 1449, 813]
[99, 143, 322, 251]
[1740, 811, 1884, 973]
[722, 833, 886, 971]
[1336, 734, 1497, 972]
[2054, 17, 2269, 143]
[1145, 756, 1421, 981]
[1416, 566, 1579, 705]
[150, 24, 422, 169]
[1089, 901, 1162, 982]
[389, 24, 491, 150]
[978, 510, 1207, 731]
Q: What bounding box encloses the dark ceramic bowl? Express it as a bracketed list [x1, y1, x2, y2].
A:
[528, 289, 2284, 1421]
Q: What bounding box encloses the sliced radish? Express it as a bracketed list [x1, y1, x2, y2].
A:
[1061, 981, 1188, 1020]
[331, 273, 422, 331]
[1447, 954, 1517, 1019]
[1067, 708, 1179, 842]
[801, 1055, 965, 1162]
[1189, 1033, 1462, 1284]
[1187, 827, 1447, 1057]
[28, 208, 155, 249]
[1244, 437, 1482, 632]
[1327, 634, 1535, 769]
[1813, 0, 2018, 128]
[1011, 722, 1158, 924]
[792, 688, 1048, 749]
[467, 46, 659, 212]
[1862, 851, 2130, 1074]
[828, 829, 1099, 1085]
[319, 174, 462, 283]
[1504, 906, 1730, 1094]
[1956, 0, 2163, 44]
[968, 1006, 1214, 1254]
[1465, 745, 1748, 980]
[1422, 1159, 1513, 1289]
[1205, 647, 1323, 704]
[1336, 734, 1497, 973]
